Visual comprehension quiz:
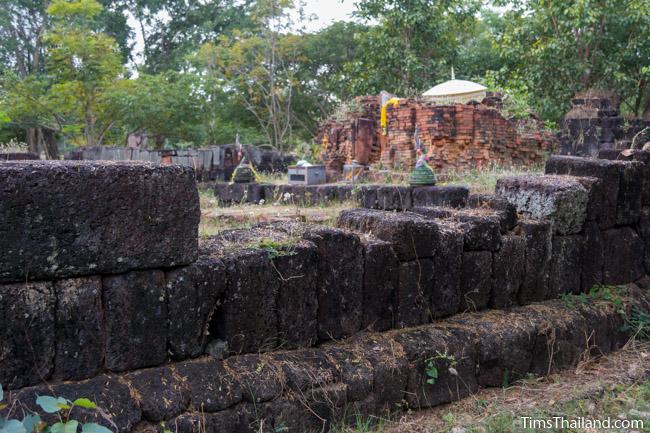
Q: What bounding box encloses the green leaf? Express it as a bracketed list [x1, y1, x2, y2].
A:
[50, 422, 65, 433]
[21, 415, 40, 433]
[81, 423, 112, 433]
[72, 398, 96, 409]
[0, 420, 27, 433]
[63, 421, 78, 433]
[35, 396, 69, 414]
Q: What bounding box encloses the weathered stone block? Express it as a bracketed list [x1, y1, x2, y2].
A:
[375, 185, 412, 210]
[361, 237, 398, 331]
[338, 208, 439, 261]
[398, 325, 478, 409]
[270, 222, 364, 341]
[460, 251, 493, 311]
[431, 222, 463, 318]
[639, 207, 650, 274]
[273, 239, 319, 348]
[354, 184, 380, 208]
[491, 235, 526, 308]
[546, 155, 643, 227]
[176, 358, 242, 413]
[548, 236, 584, 297]
[125, 367, 190, 422]
[467, 194, 518, 233]
[103, 270, 168, 371]
[496, 174, 592, 235]
[223, 354, 282, 403]
[581, 222, 604, 291]
[53, 277, 103, 380]
[0, 281, 54, 389]
[299, 225, 364, 340]
[412, 207, 502, 251]
[396, 259, 434, 328]
[412, 185, 469, 208]
[601, 227, 645, 285]
[9, 375, 141, 431]
[463, 311, 536, 387]
[0, 161, 199, 283]
[515, 219, 552, 303]
[202, 231, 279, 354]
[165, 256, 226, 360]
[599, 149, 650, 206]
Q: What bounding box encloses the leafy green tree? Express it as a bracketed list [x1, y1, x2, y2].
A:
[44, 0, 124, 147]
[345, 0, 481, 96]
[493, 0, 650, 120]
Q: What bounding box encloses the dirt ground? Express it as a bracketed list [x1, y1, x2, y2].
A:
[376, 341, 650, 433]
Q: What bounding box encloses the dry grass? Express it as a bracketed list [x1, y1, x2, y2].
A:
[199, 188, 357, 237]
[377, 342, 650, 433]
[440, 164, 544, 195]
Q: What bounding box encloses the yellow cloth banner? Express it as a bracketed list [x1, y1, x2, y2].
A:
[380, 98, 400, 135]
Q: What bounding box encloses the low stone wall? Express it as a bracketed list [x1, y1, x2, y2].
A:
[0, 152, 39, 160]
[2, 285, 648, 433]
[213, 183, 469, 210]
[3, 153, 650, 432]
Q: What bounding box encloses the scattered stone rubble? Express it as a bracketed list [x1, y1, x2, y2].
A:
[2, 153, 650, 432]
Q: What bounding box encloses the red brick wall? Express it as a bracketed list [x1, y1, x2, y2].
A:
[319, 96, 554, 174]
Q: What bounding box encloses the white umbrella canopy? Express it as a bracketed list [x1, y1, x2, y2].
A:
[423, 77, 487, 103]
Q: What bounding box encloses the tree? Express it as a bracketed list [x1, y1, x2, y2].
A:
[198, 0, 304, 151]
[492, 0, 650, 120]
[345, 0, 481, 96]
[44, 0, 124, 147]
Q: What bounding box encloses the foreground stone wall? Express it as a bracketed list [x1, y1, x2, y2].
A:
[2, 285, 648, 433]
[2, 153, 650, 432]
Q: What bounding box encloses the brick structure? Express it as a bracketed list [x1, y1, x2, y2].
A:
[319, 94, 554, 176]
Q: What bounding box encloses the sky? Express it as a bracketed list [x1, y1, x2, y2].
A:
[127, 0, 358, 67]
[297, 0, 357, 31]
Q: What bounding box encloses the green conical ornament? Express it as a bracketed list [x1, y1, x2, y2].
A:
[409, 157, 437, 186]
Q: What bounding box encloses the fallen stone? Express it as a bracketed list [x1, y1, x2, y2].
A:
[0, 161, 199, 283]
[53, 276, 104, 380]
[496, 174, 592, 235]
[103, 270, 168, 372]
[599, 149, 650, 206]
[639, 207, 650, 274]
[0, 281, 54, 389]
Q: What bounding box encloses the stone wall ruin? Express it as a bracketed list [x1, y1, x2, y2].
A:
[1, 154, 650, 432]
